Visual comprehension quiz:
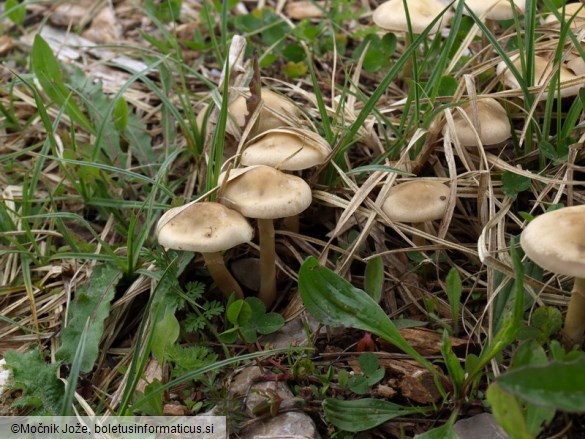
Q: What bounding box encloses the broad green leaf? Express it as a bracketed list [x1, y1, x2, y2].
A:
[113, 97, 129, 131]
[283, 61, 308, 78]
[364, 256, 384, 303]
[56, 264, 121, 372]
[437, 75, 458, 97]
[415, 411, 458, 439]
[487, 383, 533, 439]
[359, 352, 380, 376]
[151, 308, 180, 364]
[299, 257, 438, 378]
[226, 299, 252, 325]
[349, 376, 369, 394]
[6, 0, 26, 25]
[324, 398, 426, 432]
[445, 268, 461, 333]
[217, 327, 238, 344]
[497, 357, 585, 412]
[255, 313, 285, 335]
[31, 35, 93, 133]
[441, 330, 465, 398]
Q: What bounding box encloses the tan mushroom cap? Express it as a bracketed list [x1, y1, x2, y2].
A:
[229, 88, 301, 134]
[373, 0, 452, 34]
[218, 165, 312, 219]
[497, 54, 583, 99]
[444, 98, 511, 146]
[382, 180, 450, 223]
[241, 128, 331, 171]
[462, 0, 525, 21]
[156, 201, 253, 253]
[520, 205, 585, 279]
[543, 3, 585, 29]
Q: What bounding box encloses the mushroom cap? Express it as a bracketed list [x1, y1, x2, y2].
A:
[444, 98, 511, 146]
[462, 0, 525, 21]
[241, 128, 331, 171]
[373, 0, 452, 34]
[156, 201, 253, 253]
[382, 180, 450, 222]
[218, 165, 312, 219]
[520, 205, 585, 278]
[229, 88, 301, 134]
[543, 3, 585, 29]
[497, 54, 581, 99]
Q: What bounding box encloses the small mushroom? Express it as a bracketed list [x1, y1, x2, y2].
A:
[373, 0, 452, 78]
[241, 128, 331, 171]
[443, 98, 511, 147]
[463, 0, 525, 21]
[156, 201, 253, 300]
[542, 3, 585, 30]
[382, 180, 450, 247]
[219, 165, 312, 308]
[520, 205, 585, 348]
[497, 54, 582, 100]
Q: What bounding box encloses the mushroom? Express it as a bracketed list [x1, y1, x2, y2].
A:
[542, 3, 585, 30]
[241, 128, 331, 171]
[156, 201, 253, 300]
[382, 180, 450, 247]
[195, 88, 301, 139]
[443, 98, 511, 147]
[218, 165, 313, 308]
[372, 0, 452, 77]
[497, 54, 582, 100]
[520, 205, 585, 348]
[462, 0, 525, 21]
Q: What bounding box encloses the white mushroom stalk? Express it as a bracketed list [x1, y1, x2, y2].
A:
[219, 166, 312, 308]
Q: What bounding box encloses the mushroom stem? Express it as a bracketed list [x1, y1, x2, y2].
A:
[562, 277, 585, 348]
[412, 222, 426, 247]
[202, 252, 244, 300]
[257, 218, 277, 308]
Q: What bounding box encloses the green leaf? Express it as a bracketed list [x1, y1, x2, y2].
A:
[323, 398, 426, 432]
[497, 357, 585, 412]
[414, 411, 458, 438]
[151, 308, 180, 364]
[5, 0, 26, 25]
[299, 257, 439, 379]
[113, 97, 129, 131]
[530, 306, 562, 344]
[31, 35, 93, 133]
[56, 264, 122, 372]
[145, 0, 182, 22]
[445, 268, 462, 333]
[363, 49, 387, 72]
[133, 380, 164, 415]
[4, 348, 65, 415]
[255, 312, 285, 335]
[349, 376, 369, 394]
[487, 383, 534, 439]
[226, 299, 252, 325]
[218, 327, 239, 344]
[364, 256, 384, 303]
[359, 352, 380, 376]
[283, 61, 308, 78]
[501, 171, 531, 198]
[346, 164, 413, 176]
[437, 76, 458, 97]
[441, 330, 465, 398]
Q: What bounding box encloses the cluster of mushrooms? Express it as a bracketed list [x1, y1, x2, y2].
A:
[156, 1, 585, 350]
[157, 88, 331, 309]
[374, 0, 585, 347]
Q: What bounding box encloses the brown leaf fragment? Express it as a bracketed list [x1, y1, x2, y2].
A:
[285, 1, 326, 19]
[82, 5, 122, 44]
[245, 54, 262, 131]
[0, 36, 16, 57]
[163, 404, 187, 416]
[378, 358, 443, 404]
[377, 327, 468, 356]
